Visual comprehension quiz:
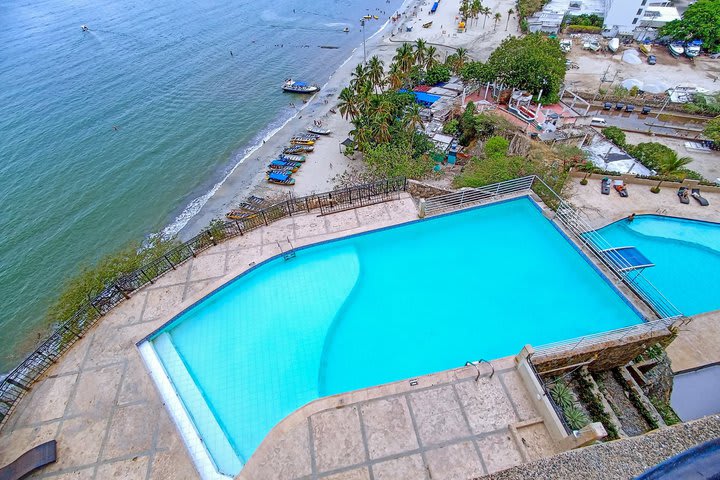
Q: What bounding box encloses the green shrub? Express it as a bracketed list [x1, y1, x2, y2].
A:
[566, 25, 602, 33]
[602, 126, 626, 148]
[564, 405, 590, 430]
[650, 396, 681, 426]
[484, 136, 510, 159]
[550, 381, 575, 410]
[442, 119, 459, 136]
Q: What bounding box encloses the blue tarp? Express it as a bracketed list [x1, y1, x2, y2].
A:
[430, 1, 439, 13]
[399, 90, 441, 106]
[602, 246, 654, 272]
[293, 81, 307, 87]
[269, 172, 290, 181]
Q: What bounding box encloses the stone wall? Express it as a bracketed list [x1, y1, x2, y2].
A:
[405, 179, 454, 199]
[533, 325, 678, 374]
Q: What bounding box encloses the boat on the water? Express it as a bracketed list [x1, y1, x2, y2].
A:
[307, 126, 331, 135]
[282, 79, 320, 94]
[686, 40, 702, 58]
[280, 153, 306, 162]
[343, 27, 349, 32]
[267, 172, 295, 185]
[639, 41, 652, 55]
[608, 38, 619, 53]
[669, 42, 684, 57]
[363, 15, 372, 19]
[422, 21, 433, 28]
[81, 24, 89, 31]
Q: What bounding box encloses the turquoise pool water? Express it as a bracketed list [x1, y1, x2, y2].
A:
[148, 197, 642, 474]
[595, 215, 720, 316]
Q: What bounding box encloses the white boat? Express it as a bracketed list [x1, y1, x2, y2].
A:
[81, 24, 89, 31]
[583, 41, 600, 52]
[669, 43, 684, 58]
[608, 38, 619, 53]
[282, 79, 320, 94]
[343, 27, 349, 32]
[307, 126, 331, 135]
[686, 40, 702, 58]
[559, 39, 572, 53]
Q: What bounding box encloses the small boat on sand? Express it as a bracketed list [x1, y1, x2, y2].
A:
[280, 153, 306, 162]
[307, 126, 331, 135]
[669, 42, 684, 58]
[284, 145, 313, 154]
[685, 40, 702, 58]
[422, 21, 433, 28]
[268, 172, 295, 185]
[290, 138, 315, 146]
[608, 38, 619, 53]
[639, 41, 652, 55]
[269, 159, 301, 171]
[282, 79, 320, 94]
[294, 133, 319, 140]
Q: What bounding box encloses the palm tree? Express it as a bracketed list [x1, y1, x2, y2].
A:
[651, 152, 693, 192]
[386, 62, 404, 90]
[367, 56, 385, 93]
[414, 39, 427, 68]
[493, 12, 502, 31]
[506, 8, 514, 30]
[425, 45, 439, 70]
[471, 0, 482, 26]
[393, 43, 415, 76]
[455, 47, 469, 72]
[337, 87, 358, 120]
[482, 7, 491, 29]
[405, 103, 423, 151]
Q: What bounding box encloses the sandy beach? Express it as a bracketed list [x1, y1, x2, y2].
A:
[179, 0, 519, 238]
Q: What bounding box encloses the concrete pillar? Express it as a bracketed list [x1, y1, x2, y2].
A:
[418, 198, 427, 218]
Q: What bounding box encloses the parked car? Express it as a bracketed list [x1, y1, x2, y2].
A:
[709, 52, 720, 59]
[615, 102, 625, 110]
[603, 102, 613, 110]
[625, 105, 635, 113]
[648, 55, 657, 65]
[642, 106, 652, 114]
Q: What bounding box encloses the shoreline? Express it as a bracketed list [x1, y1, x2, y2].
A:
[175, 0, 521, 239]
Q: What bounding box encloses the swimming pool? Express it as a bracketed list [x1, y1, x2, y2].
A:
[143, 197, 643, 476]
[594, 215, 720, 316]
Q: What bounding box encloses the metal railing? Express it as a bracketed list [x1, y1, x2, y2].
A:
[526, 355, 572, 435]
[423, 175, 535, 216]
[0, 178, 407, 428]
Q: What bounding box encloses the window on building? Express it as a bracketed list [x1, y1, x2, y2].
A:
[636, 8, 643, 15]
[632, 18, 638, 24]
[641, 0, 647, 5]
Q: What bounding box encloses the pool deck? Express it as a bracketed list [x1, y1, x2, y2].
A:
[566, 177, 720, 373]
[565, 177, 720, 230]
[238, 357, 559, 480]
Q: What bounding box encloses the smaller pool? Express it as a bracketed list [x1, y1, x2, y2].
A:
[594, 215, 720, 315]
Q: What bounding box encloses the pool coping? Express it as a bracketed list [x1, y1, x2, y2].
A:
[136, 193, 659, 479]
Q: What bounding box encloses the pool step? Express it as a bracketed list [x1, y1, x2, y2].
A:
[277, 237, 296, 260]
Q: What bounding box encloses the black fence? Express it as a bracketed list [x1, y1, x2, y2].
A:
[0, 177, 407, 427]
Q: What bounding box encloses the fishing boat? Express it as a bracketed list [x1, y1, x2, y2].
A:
[669, 42, 684, 58]
[559, 39, 572, 53]
[81, 24, 89, 31]
[283, 145, 314, 154]
[290, 138, 315, 146]
[582, 40, 600, 52]
[343, 27, 349, 32]
[268, 160, 301, 172]
[608, 38, 619, 53]
[280, 153, 306, 162]
[267, 172, 295, 185]
[686, 40, 702, 58]
[639, 41, 652, 55]
[294, 132, 319, 139]
[363, 15, 372, 19]
[373, 15, 379, 19]
[282, 79, 320, 94]
[422, 21, 433, 28]
[307, 126, 331, 135]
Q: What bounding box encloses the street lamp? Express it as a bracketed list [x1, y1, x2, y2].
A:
[361, 19, 367, 64]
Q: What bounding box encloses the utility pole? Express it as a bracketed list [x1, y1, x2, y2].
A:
[361, 19, 367, 64]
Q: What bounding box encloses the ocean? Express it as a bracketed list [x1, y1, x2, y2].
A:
[0, 0, 401, 373]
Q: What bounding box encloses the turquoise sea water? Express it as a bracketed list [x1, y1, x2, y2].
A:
[0, 0, 399, 372]
[151, 197, 642, 472]
[595, 215, 720, 316]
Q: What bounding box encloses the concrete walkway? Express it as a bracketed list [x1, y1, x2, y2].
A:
[240, 358, 559, 480]
[0, 198, 420, 480]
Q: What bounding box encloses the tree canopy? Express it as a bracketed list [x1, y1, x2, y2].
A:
[461, 34, 566, 103]
[659, 0, 720, 53]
